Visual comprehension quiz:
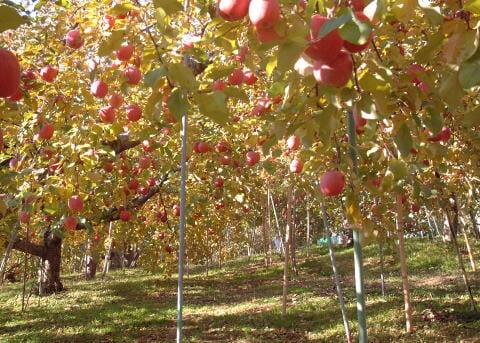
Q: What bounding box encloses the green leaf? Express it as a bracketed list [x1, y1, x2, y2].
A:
[419, 2, 444, 25]
[388, 159, 408, 180]
[204, 65, 235, 80]
[196, 91, 229, 125]
[167, 89, 189, 120]
[438, 70, 464, 109]
[144, 67, 167, 88]
[168, 63, 198, 91]
[339, 11, 373, 45]
[318, 13, 352, 39]
[153, 0, 183, 15]
[459, 58, 480, 89]
[423, 106, 443, 134]
[393, 123, 412, 158]
[155, 7, 167, 32]
[461, 106, 480, 127]
[465, 0, 480, 14]
[262, 137, 278, 156]
[277, 39, 307, 73]
[108, 3, 137, 15]
[0, 5, 24, 33]
[98, 30, 126, 57]
[223, 87, 248, 100]
[415, 32, 444, 64]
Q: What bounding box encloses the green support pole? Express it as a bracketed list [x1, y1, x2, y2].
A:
[346, 110, 367, 343]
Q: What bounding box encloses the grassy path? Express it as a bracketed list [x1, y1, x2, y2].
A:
[1, 239, 479, 342]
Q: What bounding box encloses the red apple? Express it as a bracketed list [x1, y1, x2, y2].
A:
[411, 203, 420, 212]
[91, 80, 108, 98]
[64, 216, 78, 230]
[286, 135, 300, 149]
[108, 93, 124, 108]
[246, 151, 260, 166]
[39, 65, 58, 82]
[217, 0, 251, 21]
[126, 104, 142, 122]
[243, 69, 258, 85]
[351, 0, 365, 11]
[8, 88, 23, 102]
[305, 15, 344, 63]
[123, 66, 141, 85]
[21, 70, 36, 90]
[213, 80, 227, 90]
[65, 30, 84, 49]
[120, 210, 131, 221]
[290, 159, 303, 173]
[249, 0, 280, 29]
[147, 177, 156, 187]
[214, 177, 224, 187]
[320, 170, 345, 196]
[228, 68, 244, 85]
[216, 141, 229, 152]
[116, 45, 134, 61]
[313, 50, 352, 88]
[39, 124, 54, 139]
[19, 211, 30, 224]
[221, 155, 231, 165]
[138, 186, 148, 195]
[103, 14, 115, 28]
[139, 156, 152, 169]
[0, 49, 21, 97]
[129, 179, 139, 190]
[99, 106, 116, 123]
[173, 204, 181, 216]
[68, 195, 84, 211]
[255, 25, 283, 43]
[103, 162, 114, 172]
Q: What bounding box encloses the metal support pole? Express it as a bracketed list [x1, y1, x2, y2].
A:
[176, 113, 188, 343]
[346, 110, 367, 343]
[320, 195, 352, 343]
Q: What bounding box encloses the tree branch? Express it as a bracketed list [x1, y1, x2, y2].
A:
[10, 238, 46, 258]
[101, 134, 141, 155]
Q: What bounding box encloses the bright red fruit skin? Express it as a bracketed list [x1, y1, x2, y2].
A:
[65, 30, 84, 49]
[40, 66, 58, 82]
[213, 80, 227, 90]
[214, 178, 224, 187]
[173, 204, 181, 216]
[108, 93, 123, 108]
[0, 49, 21, 97]
[123, 66, 141, 85]
[246, 151, 260, 166]
[139, 156, 152, 169]
[126, 104, 142, 122]
[256, 25, 283, 43]
[249, 0, 280, 29]
[320, 170, 345, 196]
[116, 45, 134, 61]
[91, 80, 108, 98]
[217, 0, 251, 21]
[286, 135, 300, 149]
[228, 68, 244, 85]
[64, 216, 78, 230]
[39, 124, 55, 139]
[290, 159, 303, 173]
[243, 69, 258, 85]
[305, 15, 344, 63]
[19, 211, 30, 224]
[120, 210, 131, 221]
[68, 195, 84, 211]
[99, 106, 116, 123]
[313, 51, 352, 88]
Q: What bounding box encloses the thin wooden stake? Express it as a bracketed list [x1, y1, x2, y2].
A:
[282, 186, 292, 319]
[395, 195, 413, 332]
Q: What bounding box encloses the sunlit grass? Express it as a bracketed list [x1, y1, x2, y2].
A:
[0, 238, 479, 342]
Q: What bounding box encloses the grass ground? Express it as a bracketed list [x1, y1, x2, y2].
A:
[1, 238, 479, 343]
